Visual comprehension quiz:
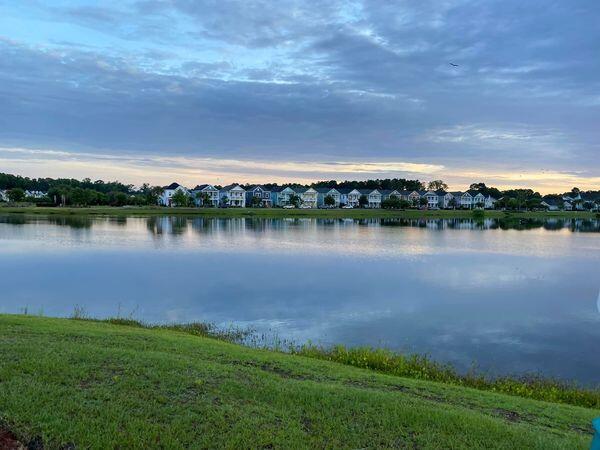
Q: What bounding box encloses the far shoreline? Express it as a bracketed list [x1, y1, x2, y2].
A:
[0, 205, 597, 220]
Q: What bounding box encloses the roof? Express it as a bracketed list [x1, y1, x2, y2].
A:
[163, 182, 182, 190]
[359, 188, 379, 195]
[449, 191, 463, 196]
[193, 184, 217, 191]
[314, 187, 339, 193]
[245, 184, 269, 192]
[220, 183, 244, 192]
[272, 186, 296, 193]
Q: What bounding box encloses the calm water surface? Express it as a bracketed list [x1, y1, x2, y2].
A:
[1, 214, 599, 384]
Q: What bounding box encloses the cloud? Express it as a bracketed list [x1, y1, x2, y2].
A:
[0, 0, 599, 189]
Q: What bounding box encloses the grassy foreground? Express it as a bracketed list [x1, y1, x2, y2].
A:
[0, 204, 598, 220]
[0, 315, 598, 449]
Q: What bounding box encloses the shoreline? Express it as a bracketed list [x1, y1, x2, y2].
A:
[0, 205, 597, 219]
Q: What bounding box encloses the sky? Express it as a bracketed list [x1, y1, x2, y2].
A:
[0, 0, 599, 193]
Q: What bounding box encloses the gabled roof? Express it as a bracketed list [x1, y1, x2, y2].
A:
[448, 191, 463, 196]
[193, 184, 217, 191]
[220, 183, 244, 192]
[245, 184, 269, 192]
[163, 182, 183, 190]
[272, 186, 296, 193]
[359, 188, 380, 195]
[314, 187, 340, 194]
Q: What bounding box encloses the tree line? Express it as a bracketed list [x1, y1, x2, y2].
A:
[1, 172, 598, 209]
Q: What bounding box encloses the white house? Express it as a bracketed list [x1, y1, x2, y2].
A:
[191, 184, 219, 207]
[296, 187, 318, 208]
[340, 188, 361, 207]
[0, 190, 8, 201]
[484, 195, 497, 209]
[158, 182, 189, 206]
[219, 184, 246, 207]
[472, 192, 486, 208]
[422, 191, 440, 209]
[24, 190, 47, 198]
[359, 189, 382, 208]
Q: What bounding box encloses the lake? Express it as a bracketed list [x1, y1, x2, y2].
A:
[1, 214, 599, 385]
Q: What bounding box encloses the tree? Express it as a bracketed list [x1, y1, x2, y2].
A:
[324, 195, 335, 207]
[507, 198, 519, 210]
[359, 194, 368, 208]
[583, 201, 595, 211]
[448, 197, 457, 209]
[7, 188, 25, 202]
[428, 180, 448, 191]
[171, 190, 191, 207]
[419, 197, 428, 208]
[250, 195, 263, 207]
[196, 192, 211, 207]
[288, 194, 301, 207]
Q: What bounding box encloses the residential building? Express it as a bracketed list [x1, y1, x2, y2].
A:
[357, 189, 381, 208]
[295, 187, 318, 208]
[245, 185, 272, 207]
[484, 195, 497, 209]
[0, 190, 8, 201]
[219, 184, 246, 207]
[25, 190, 47, 198]
[191, 184, 219, 207]
[339, 188, 361, 207]
[158, 182, 189, 206]
[472, 192, 486, 208]
[422, 191, 440, 209]
[437, 190, 455, 209]
[271, 186, 297, 207]
[407, 191, 421, 205]
[381, 190, 402, 201]
[316, 187, 341, 207]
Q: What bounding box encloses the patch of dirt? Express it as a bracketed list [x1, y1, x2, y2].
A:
[492, 408, 522, 422]
[0, 428, 25, 450]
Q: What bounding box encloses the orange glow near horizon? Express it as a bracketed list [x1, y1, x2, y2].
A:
[0, 146, 598, 194]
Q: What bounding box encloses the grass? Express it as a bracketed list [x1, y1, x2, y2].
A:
[0, 204, 598, 220]
[0, 315, 598, 449]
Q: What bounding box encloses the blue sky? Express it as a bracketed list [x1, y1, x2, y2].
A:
[0, 0, 599, 192]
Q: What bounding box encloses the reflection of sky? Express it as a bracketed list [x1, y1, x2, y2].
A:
[0, 216, 599, 384]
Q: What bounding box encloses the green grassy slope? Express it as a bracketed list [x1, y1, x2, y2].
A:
[0, 315, 597, 449]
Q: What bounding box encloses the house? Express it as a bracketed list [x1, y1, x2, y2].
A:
[360, 189, 382, 208]
[457, 191, 473, 209]
[245, 185, 272, 207]
[339, 188, 361, 207]
[407, 191, 422, 205]
[472, 192, 486, 209]
[381, 190, 402, 201]
[484, 195, 497, 209]
[541, 198, 562, 211]
[316, 187, 341, 207]
[158, 182, 189, 206]
[271, 186, 297, 207]
[295, 187, 318, 208]
[191, 184, 219, 207]
[219, 184, 246, 207]
[25, 190, 47, 198]
[437, 190, 455, 209]
[422, 191, 440, 209]
[0, 190, 8, 202]
[581, 193, 600, 211]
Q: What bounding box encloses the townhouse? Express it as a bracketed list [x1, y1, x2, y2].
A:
[316, 187, 341, 208]
[191, 184, 219, 207]
[245, 185, 272, 207]
[295, 187, 318, 208]
[219, 184, 246, 207]
[271, 186, 297, 207]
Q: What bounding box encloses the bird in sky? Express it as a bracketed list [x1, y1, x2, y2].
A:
[449, 62, 459, 67]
